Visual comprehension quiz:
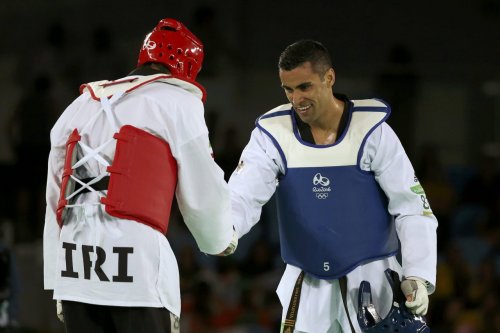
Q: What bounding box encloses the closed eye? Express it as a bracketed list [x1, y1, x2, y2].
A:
[281, 82, 312, 93]
[297, 83, 312, 91]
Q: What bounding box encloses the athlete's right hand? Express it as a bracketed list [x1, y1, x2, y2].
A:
[56, 300, 64, 323]
[217, 229, 238, 256]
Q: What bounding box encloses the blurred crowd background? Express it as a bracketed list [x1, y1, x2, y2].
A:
[0, 1, 498, 332]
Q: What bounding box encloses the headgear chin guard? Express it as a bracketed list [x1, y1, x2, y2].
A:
[137, 18, 204, 81]
[357, 269, 430, 333]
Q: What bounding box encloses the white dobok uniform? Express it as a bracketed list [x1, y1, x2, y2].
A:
[229, 101, 437, 333]
[43, 74, 234, 317]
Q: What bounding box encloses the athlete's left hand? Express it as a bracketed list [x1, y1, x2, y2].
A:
[56, 300, 64, 322]
[401, 277, 429, 316]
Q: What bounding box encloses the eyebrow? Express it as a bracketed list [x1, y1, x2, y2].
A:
[281, 82, 312, 90]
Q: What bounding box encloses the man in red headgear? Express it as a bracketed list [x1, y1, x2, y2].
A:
[43, 18, 237, 333]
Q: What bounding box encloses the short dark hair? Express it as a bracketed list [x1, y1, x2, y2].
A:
[278, 40, 332, 77]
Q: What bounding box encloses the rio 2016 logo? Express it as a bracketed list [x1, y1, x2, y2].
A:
[142, 33, 156, 50]
[312, 173, 331, 199]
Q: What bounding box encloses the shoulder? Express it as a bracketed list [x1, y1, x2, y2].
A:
[137, 80, 204, 112]
[256, 103, 293, 128]
[352, 98, 390, 109]
[351, 98, 391, 119]
[258, 103, 293, 120]
[80, 74, 205, 107]
[365, 122, 401, 150]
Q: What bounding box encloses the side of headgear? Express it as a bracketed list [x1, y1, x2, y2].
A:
[357, 269, 430, 333]
[137, 18, 204, 81]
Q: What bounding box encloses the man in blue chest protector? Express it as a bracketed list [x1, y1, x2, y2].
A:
[228, 40, 437, 332]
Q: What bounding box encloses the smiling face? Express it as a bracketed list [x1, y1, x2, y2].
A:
[279, 61, 335, 126]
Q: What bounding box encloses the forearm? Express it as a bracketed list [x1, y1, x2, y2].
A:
[43, 149, 63, 290]
[396, 215, 437, 293]
[176, 134, 234, 254]
[228, 129, 280, 238]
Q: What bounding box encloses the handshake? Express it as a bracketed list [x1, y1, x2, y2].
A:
[217, 229, 239, 256]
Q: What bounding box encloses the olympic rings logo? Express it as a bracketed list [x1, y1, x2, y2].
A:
[316, 193, 329, 199]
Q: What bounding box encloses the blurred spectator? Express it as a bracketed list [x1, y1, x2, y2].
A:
[238, 239, 275, 278]
[416, 142, 457, 250]
[431, 249, 470, 332]
[374, 43, 420, 159]
[215, 126, 244, 181]
[205, 109, 219, 144]
[183, 280, 215, 333]
[190, 4, 242, 77]
[7, 74, 58, 242]
[19, 20, 81, 108]
[82, 26, 128, 83]
[451, 149, 499, 273]
[0, 231, 21, 331]
[210, 259, 244, 330]
[461, 153, 500, 211]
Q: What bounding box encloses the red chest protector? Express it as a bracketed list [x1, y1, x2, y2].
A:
[57, 125, 178, 234]
[101, 125, 178, 234]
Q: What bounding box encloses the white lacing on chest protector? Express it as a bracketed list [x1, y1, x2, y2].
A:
[65, 92, 124, 207]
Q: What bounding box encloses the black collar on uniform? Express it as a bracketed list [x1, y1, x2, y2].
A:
[295, 93, 351, 145]
[128, 66, 167, 76]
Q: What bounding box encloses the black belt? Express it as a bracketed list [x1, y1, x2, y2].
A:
[283, 271, 305, 332]
[283, 273, 355, 333]
[73, 176, 110, 194]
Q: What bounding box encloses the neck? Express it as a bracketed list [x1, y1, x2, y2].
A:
[310, 96, 345, 145]
[313, 96, 344, 130]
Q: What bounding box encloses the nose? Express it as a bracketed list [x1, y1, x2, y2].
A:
[290, 90, 304, 105]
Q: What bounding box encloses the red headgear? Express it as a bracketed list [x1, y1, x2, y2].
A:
[137, 18, 204, 81]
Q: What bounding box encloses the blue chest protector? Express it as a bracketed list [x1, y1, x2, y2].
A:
[256, 99, 399, 279]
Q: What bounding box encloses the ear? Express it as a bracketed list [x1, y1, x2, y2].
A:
[324, 68, 335, 87]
